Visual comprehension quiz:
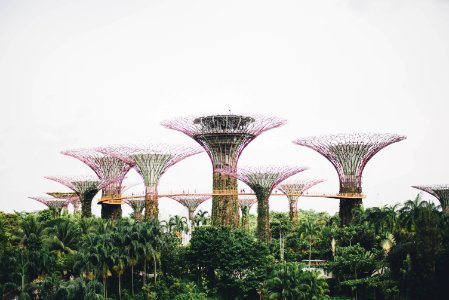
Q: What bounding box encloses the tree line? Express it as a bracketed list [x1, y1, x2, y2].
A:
[1, 194, 448, 299]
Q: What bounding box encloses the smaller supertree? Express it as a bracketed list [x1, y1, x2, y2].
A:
[99, 144, 203, 220]
[47, 192, 80, 212]
[412, 185, 449, 213]
[124, 197, 146, 220]
[293, 133, 406, 226]
[29, 196, 70, 216]
[45, 176, 117, 218]
[168, 195, 210, 227]
[238, 198, 257, 231]
[278, 179, 325, 226]
[223, 166, 308, 243]
[61, 148, 133, 219]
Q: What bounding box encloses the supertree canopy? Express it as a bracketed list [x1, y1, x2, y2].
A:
[238, 198, 257, 231]
[412, 185, 449, 213]
[278, 179, 325, 226]
[223, 166, 308, 242]
[99, 144, 203, 220]
[61, 148, 133, 219]
[161, 114, 287, 228]
[293, 133, 406, 226]
[46, 192, 80, 211]
[29, 196, 70, 216]
[45, 176, 116, 218]
[124, 197, 146, 220]
[168, 195, 210, 225]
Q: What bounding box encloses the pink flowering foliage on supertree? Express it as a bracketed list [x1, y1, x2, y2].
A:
[45, 175, 119, 195]
[161, 114, 287, 170]
[98, 144, 203, 188]
[229, 166, 309, 193]
[293, 133, 406, 192]
[238, 198, 257, 211]
[61, 148, 132, 193]
[124, 197, 146, 213]
[412, 185, 449, 210]
[29, 197, 70, 210]
[169, 195, 211, 212]
[278, 179, 326, 198]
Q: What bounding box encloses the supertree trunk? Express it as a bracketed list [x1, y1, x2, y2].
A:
[101, 204, 122, 219]
[255, 187, 271, 243]
[289, 198, 299, 227]
[212, 171, 239, 227]
[339, 184, 362, 226]
[80, 189, 99, 218]
[241, 206, 251, 231]
[339, 198, 363, 226]
[101, 184, 123, 220]
[144, 185, 159, 220]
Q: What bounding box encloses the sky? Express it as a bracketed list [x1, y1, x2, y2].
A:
[1, 0, 448, 219]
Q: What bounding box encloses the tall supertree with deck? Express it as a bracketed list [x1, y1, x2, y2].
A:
[168, 195, 210, 227]
[238, 198, 257, 231]
[45, 176, 116, 218]
[100, 145, 203, 220]
[29, 196, 71, 216]
[61, 148, 133, 219]
[124, 197, 146, 220]
[278, 179, 325, 226]
[412, 185, 449, 213]
[223, 166, 308, 242]
[293, 133, 406, 226]
[161, 114, 286, 228]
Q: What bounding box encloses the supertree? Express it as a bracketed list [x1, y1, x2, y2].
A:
[99, 144, 203, 220]
[45, 176, 117, 218]
[46, 192, 80, 212]
[161, 114, 287, 228]
[61, 148, 133, 219]
[238, 198, 257, 231]
[412, 185, 449, 213]
[223, 166, 308, 242]
[123, 197, 146, 220]
[168, 195, 211, 227]
[293, 133, 406, 226]
[29, 196, 71, 216]
[278, 179, 325, 226]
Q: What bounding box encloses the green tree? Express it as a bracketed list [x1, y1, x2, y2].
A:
[265, 262, 329, 300]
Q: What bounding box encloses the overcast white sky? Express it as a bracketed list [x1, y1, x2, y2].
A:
[1, 0, 448, 219]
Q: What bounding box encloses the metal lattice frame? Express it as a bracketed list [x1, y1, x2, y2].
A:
[223, 166, 308, 242]
[99, 144, 203, 220]
[46, 192, 80, 211]
[278, 179, 325, 225]
[45, 176, 117, 218]
[161, 114, 287, 228]
[124, 197, 146, 220]
[293, 133, 406, 226]
[412, 185, 449, 212]
[238, 198, 257, 231]
[29, 196, 70, 215]
[168, 195, 210, 222]
[62, 148, 133, 219]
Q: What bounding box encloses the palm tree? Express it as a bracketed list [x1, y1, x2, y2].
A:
[193, 210, 209, 227]
[300, 219, 320, 267]
[168, 215, 189, 242]
[399, 194, 428, 232]
[266, 262, 306, 299]
[45, 219, 80, 257]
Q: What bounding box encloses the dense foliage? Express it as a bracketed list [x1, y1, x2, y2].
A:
[1, 194, 449, 299]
